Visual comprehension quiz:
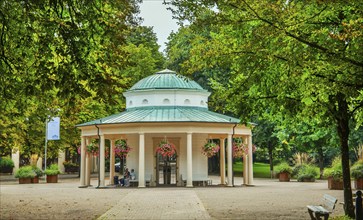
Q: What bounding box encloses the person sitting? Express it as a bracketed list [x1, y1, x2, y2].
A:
[120, 168, 130, 187]
[130, 168, 136, 180]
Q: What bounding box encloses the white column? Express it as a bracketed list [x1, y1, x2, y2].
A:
[58, 151, 66, 173]
[109, 139, 115, 185]
[100, 135, 106, 187]
[11, 149, 19, 175]
[138, 133, 145, 187]
[187, 132, 193, 187]
[227, 134, 233, 186]
[85, 138, 91, 186]
[248, 135, 254, 185]
[80, 136, 86, 186]
[219, 138, 226, 185]
[243, 137, 248, 185]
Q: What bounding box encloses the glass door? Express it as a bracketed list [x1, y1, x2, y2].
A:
[156, 154, 177, 186]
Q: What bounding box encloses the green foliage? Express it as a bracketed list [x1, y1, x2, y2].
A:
[275, 162, 293, 174]
[44, 164, 61, 176]
[296, 164, 319, 182]
[0, 156, 14, 169]
[350, 160, 363, 179]
[330, 216, 354, 220]
[324, 157, 343, 180]
[32, 166, 44, 177]
[233, 162, 270, 178]
[14, 166, 36, 179]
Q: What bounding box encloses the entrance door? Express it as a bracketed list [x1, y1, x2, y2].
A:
[156, 154, 177, 186]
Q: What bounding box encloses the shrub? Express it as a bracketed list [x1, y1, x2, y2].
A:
[324, 157, 343, 180]
[32, 166, 44, 177]
[44, 164, 61, 176]
[0, 156, 14, 169]
[14, 166, 36, 178]
[351, 160, 363, 180]
[296, 164, 319, 182]
[275, 162, 293, 174]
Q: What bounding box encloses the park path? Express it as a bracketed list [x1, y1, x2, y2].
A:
[98, 188, 210, 219]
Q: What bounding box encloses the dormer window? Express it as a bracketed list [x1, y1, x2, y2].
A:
[163, 98, 170, 104]
[142, 99, 148, 105]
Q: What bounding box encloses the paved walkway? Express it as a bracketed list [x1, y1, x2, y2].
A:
[98, 188, 210, 219]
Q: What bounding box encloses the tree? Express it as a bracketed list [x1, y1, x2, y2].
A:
[0, 1, 165, 163]
[167, 0, 363, 217]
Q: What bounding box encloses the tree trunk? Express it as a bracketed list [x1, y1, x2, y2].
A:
[335, 93, 355, 218]
[318, 146, 324, 179]
[268, 143, 273, 178]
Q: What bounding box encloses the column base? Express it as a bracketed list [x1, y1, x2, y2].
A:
[186, 185, 193, 188]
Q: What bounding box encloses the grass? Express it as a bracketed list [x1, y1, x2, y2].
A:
[232, 162, 271, 178]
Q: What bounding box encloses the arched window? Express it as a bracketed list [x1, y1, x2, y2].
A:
[200, 100, 205, 106]
[142, 99, 148, 105]
[184, 99, 191, 105]
[129, 101, 133, 106]
[163, 98, 170, 104]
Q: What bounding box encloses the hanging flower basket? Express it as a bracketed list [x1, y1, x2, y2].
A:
[233, 141, 247, 158]
[201, 141, 220, 157]
[115, 140, 132, 158]
[156, 140, 176, 157]
[77, 142, 111, 158]
[233, 139, 257, 158]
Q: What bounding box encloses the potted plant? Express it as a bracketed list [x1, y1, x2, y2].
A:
[14, 166, 36, 184]
[351, 159, 363, 190]
[44, 164, 61, 183]
[201, 141, 219, 158]
[63, 161, 79, 173]
[0, 156, 14, 174]
[296, 164, 319, 182]
[275, 162, 293, 182]
[31, 166, 43, 183]
[323, 157, 343, 190]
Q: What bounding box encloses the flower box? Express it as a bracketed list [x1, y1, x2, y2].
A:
[327, 177, 343, 190]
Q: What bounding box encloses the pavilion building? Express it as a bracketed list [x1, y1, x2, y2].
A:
[76, 69, 253, 187]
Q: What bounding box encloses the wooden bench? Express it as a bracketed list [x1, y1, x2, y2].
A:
[307, 194, 337, 220]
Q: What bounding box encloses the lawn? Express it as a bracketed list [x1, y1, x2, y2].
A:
[232, 162, 271, 178]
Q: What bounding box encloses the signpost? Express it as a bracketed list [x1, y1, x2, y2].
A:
[44, 116, 60, 171]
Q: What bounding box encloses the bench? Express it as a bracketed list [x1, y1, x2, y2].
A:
[307, 194, 337, 220]
[180, 175, 212, 187]
[129, 175, 152, 187]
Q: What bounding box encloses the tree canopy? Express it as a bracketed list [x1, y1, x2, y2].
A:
[166, 0, 363, 217]
[0, 1, 164, 162]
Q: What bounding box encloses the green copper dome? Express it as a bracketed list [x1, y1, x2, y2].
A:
[129, 69, 204, 91]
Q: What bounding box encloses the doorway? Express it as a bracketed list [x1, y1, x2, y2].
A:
[156, 153, 177, 186]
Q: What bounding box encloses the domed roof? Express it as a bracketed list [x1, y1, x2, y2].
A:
[129, 69, 204, 91]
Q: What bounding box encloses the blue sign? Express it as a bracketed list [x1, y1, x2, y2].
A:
[47, 117, 60, 140]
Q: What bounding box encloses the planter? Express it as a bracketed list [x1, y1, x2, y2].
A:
[354, 178, 363, 190]
[301, 178, 315, 182]
[279, 172, 290, 182]
[46, 175, 58, 183]
[327, 177, 343, 190]
[31, 176, 39, 183]
[0, 166, 13, 174]
[65, 166, 79, 173]
[19, 178, 32, 184]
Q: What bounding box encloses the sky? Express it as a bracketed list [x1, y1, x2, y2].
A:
[139, 1, 179, 52]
